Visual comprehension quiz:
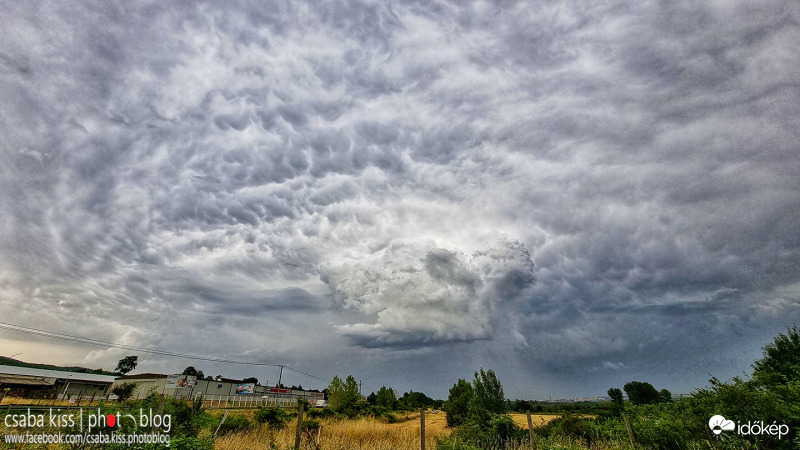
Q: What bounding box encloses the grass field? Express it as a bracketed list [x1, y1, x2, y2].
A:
[508, 413, 560, 429]
[215, 415, 449, 450]
[214, 411, 562, 450]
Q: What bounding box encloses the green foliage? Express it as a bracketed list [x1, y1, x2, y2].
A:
[399, 390, 436, 410]
[306, 406, 336, 419]
[607, 387, 623, 406]
[180, 367, 205, 382]
[659, 388, 672, 403]
[537, 414, 595, 442]
[111, 381, 137, 401]
[448, 414, 525, 448]
[508, 399, 535, 413]
[170, 436, 214, 450]
[468, 368, 506, 424]
[376, 385, 397, 409]
[434, 435, 482, 450]
[623, 380, 661, 405]
[752, 324, 800, 388]
[115, 355, 138, 375]
[441, 368, 526, 448]
[326, 374, 361, 412]
[302, 418, 321, 432]
[216, 415, 252, 435]
[446, 378, 473, 427]
[255, 406, 291, 428]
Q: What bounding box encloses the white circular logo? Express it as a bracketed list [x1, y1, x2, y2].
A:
[708, 415, 735, 435]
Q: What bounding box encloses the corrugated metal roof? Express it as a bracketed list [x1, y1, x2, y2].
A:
[0, 365, 116, 384]
[0, 374, 55, 386]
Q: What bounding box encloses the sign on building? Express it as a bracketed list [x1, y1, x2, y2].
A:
[236, 383, 255, 394]
[165, 375, 196, 389]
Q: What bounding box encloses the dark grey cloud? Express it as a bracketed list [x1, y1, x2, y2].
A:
[1, 0, 799, 398]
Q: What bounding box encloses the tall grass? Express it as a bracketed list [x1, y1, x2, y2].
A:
[215, 415, 451, 450]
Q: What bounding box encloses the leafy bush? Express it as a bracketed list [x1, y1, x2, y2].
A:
[305, 407, 336, 419]
[170, 436, 214, 450]
[434, 435, 482, 450]
[111, 381, 138, 402]
[254, 406, 290, 428]
[302, 418, 321, 432]
[448, 413, 525, 448]
[215, 415, 252, 435]
[537, 413, 596, 442]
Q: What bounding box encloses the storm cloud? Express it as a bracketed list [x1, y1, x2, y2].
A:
[1, 0, 799, 398]
[321, 237, 535, 347]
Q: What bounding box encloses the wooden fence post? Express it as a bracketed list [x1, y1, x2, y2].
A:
[420, 409, 426, 450]
[526, 410, 537, 449]
[622, 411, 635, 447]
[294, 401, 305, 450]
[153, 396, 166, 432]
[213, 410, 229, 438]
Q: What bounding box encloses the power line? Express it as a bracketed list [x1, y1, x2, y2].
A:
[0, 320, 327, 382]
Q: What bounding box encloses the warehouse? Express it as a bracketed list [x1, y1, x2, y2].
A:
[111, 373, 324, 405]
[0, 364, 115, 401]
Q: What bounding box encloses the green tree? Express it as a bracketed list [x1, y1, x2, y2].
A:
[399, 390, 434, 409]
[446, 378, 473, 427]
[752, 324, 800, 388]
[115, 356, 138, 375]
[659, 388, 672, 403]
[607, 387, 624, 405]
[376, 386, 397, 409]
[111, 381, 137, 401]
[326, 375, 360, 411]
[623, 381, 660, 405]
[468, 368, 506, 423]
[242, 377, 259, 385]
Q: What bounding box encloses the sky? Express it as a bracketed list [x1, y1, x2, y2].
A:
[1, 0, 799, 400]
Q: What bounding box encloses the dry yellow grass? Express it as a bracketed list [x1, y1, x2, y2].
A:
[215, 414, 452, 450]
[214, 411, 561, 450]
[508, 413, 561, 428]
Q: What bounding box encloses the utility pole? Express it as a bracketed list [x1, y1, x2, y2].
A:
[359, 380, 362, 396]
[277, 365, 284, 389]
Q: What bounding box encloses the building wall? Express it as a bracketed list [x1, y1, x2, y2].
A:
[111, 377, 323, 404]
[59, 381, 110, 400]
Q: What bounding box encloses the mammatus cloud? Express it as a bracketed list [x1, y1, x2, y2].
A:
[0, 0, 799, 398]
[320, 238, 534, 348]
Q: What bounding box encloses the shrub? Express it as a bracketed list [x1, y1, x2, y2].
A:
[216, 415, 252, 435]
[170, 436, 214, 450]
[537, 413, 594, 442]
[305, 407, 335, 419]
[111, 382, 137, 402]
[254, 406, 290, 428]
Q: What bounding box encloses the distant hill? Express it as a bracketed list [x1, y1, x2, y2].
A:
[0, 356, 117, 376]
